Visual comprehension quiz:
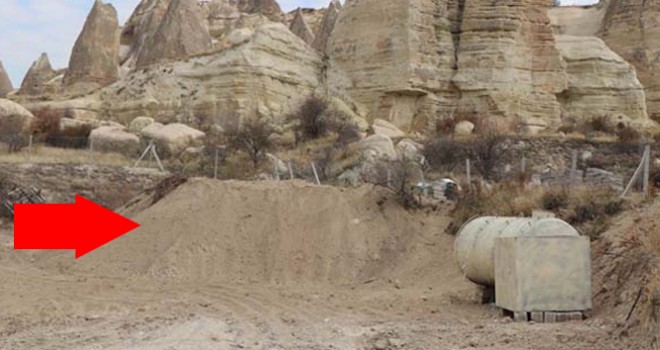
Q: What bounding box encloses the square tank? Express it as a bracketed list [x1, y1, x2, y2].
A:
[494, 236, 592, 312]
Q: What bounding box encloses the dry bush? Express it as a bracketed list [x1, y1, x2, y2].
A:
[464, 127, 509, 180]
[0, 114, 29, 152]
[296, 95, 330, 141]
[31, 108, 91, 149]
[423, 137, 464, 173]
[228, 118, 274, 168]
[447, 183, 625, 239]
[617, 125, 642, 144]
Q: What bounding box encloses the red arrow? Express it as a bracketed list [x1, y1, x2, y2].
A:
[13, 195, 140, 258]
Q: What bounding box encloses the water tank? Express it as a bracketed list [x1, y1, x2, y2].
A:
[454, 217, 580, 286]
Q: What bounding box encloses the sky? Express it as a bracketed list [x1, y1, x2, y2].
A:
[0, 0, 598, 88]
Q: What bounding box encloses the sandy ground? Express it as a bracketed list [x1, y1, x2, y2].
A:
[0, 179, 647, 349]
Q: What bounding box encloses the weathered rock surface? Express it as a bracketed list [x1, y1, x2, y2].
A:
[312, 0, 340, 53]
[329, 0, 457, 131]
[548, 3, 607, 37]
[359, 134, 396, 160]
[454, 0, 566, 125]
[600, 0, 660, 121]
[90, 125, 141, 156]
[136, 0, 213, 67]
[372, 119, 406, 140]
[237, 0, 283, 22]
[19, 53, 60, 96]
[290, 8, 315, 45]
[0, 99, 34, 133]
[120, 0, 170, 67]
[454, 120, 475, 136]
[555, 35, 648, 123]
[141, 122, 205, 156]
[64, 0, 121, 93]
[0, 59, 12, 97]
[129, 116, 156, 133]
[100, 22, 321, 129]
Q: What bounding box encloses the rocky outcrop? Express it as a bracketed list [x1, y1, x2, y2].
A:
[237, 0, 283, 22]
[135, 0, 213, 68]
[19, 53, 60, 96]
[329, 0, 458, 131]
[312, 0, 340, 53]
[0, 99, 34, 133]
[454, 0, 567, 125]
[90, 126, 141, 156]
[600, 0, 660, 121]
[99, 22, 321, 129]
[120, 0, 169, 66]
[141, 123, 205, 156]
[555, 35, 648, 124]
[0, 59, 12, 97]
[548, 3, 608, 37]
[64, 0, 121, 93]
[289, 8, 315, 45]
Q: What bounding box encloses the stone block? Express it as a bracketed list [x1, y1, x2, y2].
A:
[495, 236, 592, 313]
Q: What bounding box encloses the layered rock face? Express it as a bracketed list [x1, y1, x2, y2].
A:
[19, 53, 60, 96]
[64, 0, 121, 93]
[454, 0, 566, 124]
[0, 59, 12, 97]
[135, 0, 213, 68]
[289, 8, 315, 45]
[600, 0, 660, 121]
[329, 0, 458, 130]
[237, 0, 283, 22]
[555, 35, 648, 124]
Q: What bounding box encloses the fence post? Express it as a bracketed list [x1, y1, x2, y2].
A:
[621, 149, 647, 199]
[466, 159, 471, 189]
[27, 135, 33, 162]
[288, 161, 294, 180]
[311, 162, 321, 185]
[643, 145, 651, 198]
[214, 148, 219, 179]
[521, 154, 526, 174]
[88, 137, 94, 164]
[273, 158, 280, 181]
[570, 150, 578, 183]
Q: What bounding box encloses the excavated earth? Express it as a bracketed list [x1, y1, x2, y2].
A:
[0, 178, 652, 349]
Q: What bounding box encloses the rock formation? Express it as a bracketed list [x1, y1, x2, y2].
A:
[237, 0, 283, 22]
[0, 98, 35, 133]
[312, 0, 340, 53]
[19, 53, 59, 96]
[600, 0, 660, 121]
[454, 0, 567, 125]
[120, 0, 170, 66]
[555, 35, 648, 124]
[0, 59, 13, 97]
[135, 0, 213, 68]
[289, 8, 315, 45]
[64, 0, 121, 93]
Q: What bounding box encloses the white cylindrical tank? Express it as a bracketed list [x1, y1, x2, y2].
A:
[454, 217, 580, 286]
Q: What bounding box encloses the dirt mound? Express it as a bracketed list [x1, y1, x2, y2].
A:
[42, 179, 466, 289]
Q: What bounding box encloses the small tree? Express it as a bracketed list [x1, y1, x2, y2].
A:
[296, 95, 330, 141]
[423, 137, 464, 173]
[228, 118, 273, 168]
[464, 127, 509, 181]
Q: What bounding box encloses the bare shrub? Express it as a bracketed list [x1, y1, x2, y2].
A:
[31, 109, 91, 149]
[464, 127, 509, 180]
[423, 137, 464, 173]
[617, 125, 642, 144]
[295, 95, 331, 141]
[0, 114, 29, 152]
[228, 118, 274, 168]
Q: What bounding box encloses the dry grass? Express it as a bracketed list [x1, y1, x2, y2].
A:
[0, 145, 133, 166]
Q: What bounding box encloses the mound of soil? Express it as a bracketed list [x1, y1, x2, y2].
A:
[43, 179, 467, 290]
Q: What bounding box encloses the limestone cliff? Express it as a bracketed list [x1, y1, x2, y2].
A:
[135, 0, 213, 68]
[0, 59, 12, 97]
[454, 0, 567, 125]
[64, 0, 121, 94]
[555, 35, 648, 124]
[600, 0, 660, 121]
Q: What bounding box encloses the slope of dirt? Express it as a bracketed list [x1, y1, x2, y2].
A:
[0, 178, 650, 349]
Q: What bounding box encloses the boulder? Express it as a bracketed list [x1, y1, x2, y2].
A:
[135, 0, 213, 67]
[454, 121, 475, 136]
[59, 117, 96, 132]
[141, 122, 206, 156]
[289, 8, 315, 45]
[64, 0, 121, 93]
[396, 139, 421, 160]
[0, 99, 34, 133]
[372, 119, 406, 140]
[19, 53, 59, 95]
[359, 134, 396, 160]
[129, 116, 156, 133]
[0, 59, 13, 97]
[90, 126, 141, 156]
